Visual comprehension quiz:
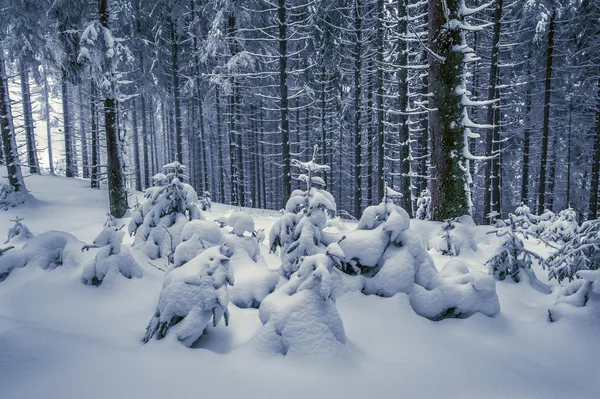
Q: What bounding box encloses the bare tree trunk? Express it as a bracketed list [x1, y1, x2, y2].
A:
[353, 0, 363, 217]
[397, 0, 411, 213]
[376, 0, 385, 201]
[61, 71, 74, 177]
[537, 10, 555, 214]
[0, 54, 27, 193]
[278, 0, 291, 206]
[19, 62, 40, 174]
[79, 85, 90, 178]
[90, 80, 100, 188]
[521, 57, 533, 204]
[131, 96, 142, 191]
[216, 87, 225, 203]
[589, 78, 600, 219]
[42, 67, 54, 175]
[169, 16, 183, 163]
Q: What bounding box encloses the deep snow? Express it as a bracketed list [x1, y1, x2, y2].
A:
[1, 172, 599, 399]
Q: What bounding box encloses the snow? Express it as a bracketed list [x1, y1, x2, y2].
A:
[1, 171, 600, 398]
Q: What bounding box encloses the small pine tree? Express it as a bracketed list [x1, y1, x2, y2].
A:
[540, 207, 579, 243]
[545, 219, 600, 283]
[268, 146, 336, 278]
[4, 217, 33, 244]
[129, 162, 202, 259]
[415, 188, 431, 220]
[486, 219, 549, 292]
[437, 219, 460, 257]
[81, 223, 143, 286]
[142, 245, 234, 347]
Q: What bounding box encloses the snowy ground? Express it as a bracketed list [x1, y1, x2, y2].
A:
[1, 173, 599, 399]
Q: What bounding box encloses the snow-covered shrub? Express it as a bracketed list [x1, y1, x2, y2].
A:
[555, 270, 600, 308]
[217, 211, 255, 237]
[511, 203, 539, 231]
[199, 191, 211, 211]
[486, 219, 550, 293]
[142, 245, 234, 347]
[531, 208, 557, 236]
[269, 146, 336, 278]
[4, 217, 33, 245]
[337, 186, 499, 320]
[81, 225, 143, 286]
[409, 260, 501, 320]
[544, 219, 600, 283]
[129, 162, 202, 260]
[173, 220, 224, 268]
[431, 218, 477, 256]
[415, 188, 431, 220]
[251, 244, 345, 358]
[540, 207, 578, 243]
[0, 182, 27, 210]
[0, 231, 84, 282]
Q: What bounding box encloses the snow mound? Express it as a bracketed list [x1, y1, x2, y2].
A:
[142, 245, 234, 347]
[81, 227, 143, 286]
[173, 220, 225, 267]
[0, 231, 85, 282]
[430, 218, 477, 256]
[251, 247, 345, 358]
[217, 211, 255, 236]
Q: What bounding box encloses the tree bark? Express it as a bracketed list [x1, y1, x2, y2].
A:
[90, 80, 99, 188]
[278, 0, 292, 207]
[19, 62, 39, 174]
[353, 0, 363, 217]
[588, 78, 600, 219]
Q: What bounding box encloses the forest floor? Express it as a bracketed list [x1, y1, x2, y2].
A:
[0, 172, 599, 399]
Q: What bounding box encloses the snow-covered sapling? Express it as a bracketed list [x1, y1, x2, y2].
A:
[142, 245, 234, 347]
[540, 207, 578, 244]
[199, 191, 211, 211]
[415, 188, 431, 220]
[4, 217, 33, 245]
[173, 220, 224, 268]
[486, 219, 550, 293]
[269, 145, 336, 278]
[544, 219, 600, 284]
[129, 162, 203, 259]
[81, 224, 143, 286]
[252, 243, 345, 358]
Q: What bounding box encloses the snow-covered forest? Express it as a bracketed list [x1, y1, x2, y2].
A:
[1, 0, 599, 398]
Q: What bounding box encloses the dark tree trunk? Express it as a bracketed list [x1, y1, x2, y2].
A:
[131, 96, 142, 191]
[376, 0, 385, 201]
[79, 85, 90, 178]
[521, 59, 533, 204]
[537, 10, 555, 214]
[90, 80, 100, 188]
[589, 78, 600, 219]
[43, 67, 54, 175]
[0, 55, 26, 192]
[169, 17, 183, 163]
[19, 63, 39, 174]
[366, 60, 374, 205]
[428, 0, 468, 221]
[216, 87, 225, 203]
[61, 71, 74, 177]
[353, 0, 363, 217]
[278, 0, 291, 206]
[483, 0, 503, 223]
[397, 0, 411, 213]
[140, 94, 150, 189]
[100, 0, 128, 217]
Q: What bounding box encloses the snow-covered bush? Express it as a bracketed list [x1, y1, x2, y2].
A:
[415, 188, 431, 220]
[81, 225, 143, 286]
[410, 260, 501, 320]
[0, 182, 27, 210]
[0, 231, 84, 282]
[511, 203, 539, 231]
[199, 191, 211, 211]
[4, 217, 33, 245]
[251, 244, 345, 358]
[336, 185, 499, 320]
[129, 162, 202, 260]
[531, 208, 556, 236]
[269, 146, 336, 278]
[431, 218, 477, 257]
[540, 207, 578, 243]
[544, 219, 600, 283]
[217, 211, 255, 237]
[555, 270, 600, 308]
[142, 245, 234, 347]
[486, 219, 550, 293]
[173, 220, 224, 268]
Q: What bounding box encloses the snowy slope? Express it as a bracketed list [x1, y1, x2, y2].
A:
[0, 173, 599, 399]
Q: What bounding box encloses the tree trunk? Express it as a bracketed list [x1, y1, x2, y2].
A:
[428, 0, 468, 221]
[131, 96, 142, 191]
[521, 57, 533, 204]
[0, 54, 26, 193]
[588, 78, 600, 219]
[79, 85, 90, 178]
[61, 71, 74, 177]
[278, 0, 291, 206]
[397, 0, 411, 213]
[169, 17, 183, 163]
[376, 0, 385, 201]
[90, 80, 100, 188]
[216, 87, 225, 203]
[100, 0, 128, 217]
[353, 0, 363, 217]
[365, 61, 374, 205]
[483, 0, 503, 223]
[19, 62, 39, 174]
[42, 67, 54, 175]
[537, 10, 555, 214]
